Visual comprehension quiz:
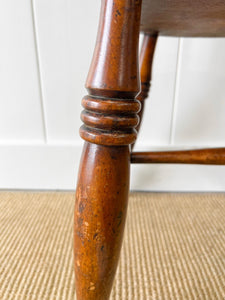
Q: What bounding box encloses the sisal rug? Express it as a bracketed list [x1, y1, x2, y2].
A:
[0, 192, 225, 299]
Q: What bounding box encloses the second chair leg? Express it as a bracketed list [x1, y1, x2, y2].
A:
[133, 33, 158, 149]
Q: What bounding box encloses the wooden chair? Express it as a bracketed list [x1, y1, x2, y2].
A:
[74, 0, 225, 299]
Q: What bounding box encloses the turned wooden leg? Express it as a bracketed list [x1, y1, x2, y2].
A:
[132, 33, 158, 149]
[75, 143, 130, 299]
[74, 0, 142, 299]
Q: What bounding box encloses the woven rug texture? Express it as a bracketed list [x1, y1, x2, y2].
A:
[0, 192, 225, 300]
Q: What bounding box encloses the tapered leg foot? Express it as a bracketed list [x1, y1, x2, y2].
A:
[74, 142, 130, 299]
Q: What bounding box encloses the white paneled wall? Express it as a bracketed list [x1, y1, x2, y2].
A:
[173, 39, 225, 146]
[0, 0, 225, 190]
[0, 0, 45, 143]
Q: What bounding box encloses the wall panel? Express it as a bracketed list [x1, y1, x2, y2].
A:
[33, 0, 101, 143]
[173, 38, 225, 146]
[0, 0, 45, 142]
[1, 2, 225, 190]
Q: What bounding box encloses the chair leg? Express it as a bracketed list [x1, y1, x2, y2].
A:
[74, 0, 142, 299]
[132, 33, 158, 149]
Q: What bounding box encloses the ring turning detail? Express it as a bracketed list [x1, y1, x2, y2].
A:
[80, 96, 141, 146]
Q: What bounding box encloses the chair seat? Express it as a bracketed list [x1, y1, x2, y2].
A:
[141, 0, 225, 37]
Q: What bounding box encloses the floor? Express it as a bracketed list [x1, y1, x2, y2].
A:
[0, 192, 225, 299]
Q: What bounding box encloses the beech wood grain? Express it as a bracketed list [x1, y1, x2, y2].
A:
[74, 0, 142, 299]
[141, 0, 225, 37]
[75, 143, 130, 300]
[131, 148, 225, 164]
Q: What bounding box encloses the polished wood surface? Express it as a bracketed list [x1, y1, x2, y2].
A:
[80, 96, 140, 146]
[75, 143, 130, 299]
[141, 0, 225, 36]
[131, 148, 225, 164]
[74, 0, 142, 299]
[86, 0, 142, 99]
